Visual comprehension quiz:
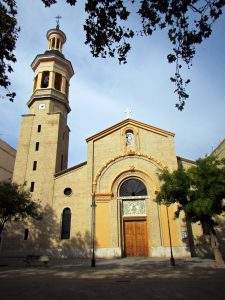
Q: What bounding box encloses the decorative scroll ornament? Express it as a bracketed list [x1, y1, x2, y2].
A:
[123, 200, 146, 216]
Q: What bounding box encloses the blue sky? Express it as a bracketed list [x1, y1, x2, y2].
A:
[0, 0, 225, 167]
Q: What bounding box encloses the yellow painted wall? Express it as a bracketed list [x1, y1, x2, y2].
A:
[160, 204, 182, 247]
[95, 201, 110, 247]
[53, 164, 90, 239]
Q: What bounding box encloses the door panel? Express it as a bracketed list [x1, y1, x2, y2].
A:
[124, 219, 148, 256]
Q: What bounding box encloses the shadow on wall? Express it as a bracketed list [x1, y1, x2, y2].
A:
[0, 205, 92, 258]
[215, 217, 225, 259]
[183, 217, 225, 259]
[193, 218, 225, 259]
[193, 235, 213, 259]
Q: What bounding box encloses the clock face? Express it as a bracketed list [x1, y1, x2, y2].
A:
[38, 103, 46, 110]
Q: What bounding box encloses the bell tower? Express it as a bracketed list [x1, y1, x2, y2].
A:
[13, 25, 74, 206]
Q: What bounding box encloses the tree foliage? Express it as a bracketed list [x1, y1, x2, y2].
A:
[156, 156, 225, 263]
[0, 0, 19, 102]
[0, 181, 42, 236]
[1, 1, 225, 109]
[157, 156, 225, 227]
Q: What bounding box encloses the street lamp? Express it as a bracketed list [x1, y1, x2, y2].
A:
[91, 195, 96, 267]
[166, 204, 175, 266]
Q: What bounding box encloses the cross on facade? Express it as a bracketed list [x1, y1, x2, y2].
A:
[125, 107, 133, 119]
[55, 15, 62, 29]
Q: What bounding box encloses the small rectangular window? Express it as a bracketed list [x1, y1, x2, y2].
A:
[24, 229, 29, 240]
[35, 142, 39, 151]
[37, 125, 41, 132]
[33, 161, 37, 171]
[30, 182, 35, 192]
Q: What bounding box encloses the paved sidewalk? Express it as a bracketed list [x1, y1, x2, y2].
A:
[0, 257, 225, 299]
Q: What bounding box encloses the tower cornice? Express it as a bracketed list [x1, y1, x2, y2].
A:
[47, 28, 66, 44]
[31, 52, 74, 79]
[27, 88, 71, 113]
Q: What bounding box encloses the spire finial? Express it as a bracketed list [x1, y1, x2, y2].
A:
[55, 15, 62, 29]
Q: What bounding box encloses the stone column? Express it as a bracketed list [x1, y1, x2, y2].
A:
[49, 71, 55, 89]
[61, 76, 66, 94]
[36, 72, 42, 89]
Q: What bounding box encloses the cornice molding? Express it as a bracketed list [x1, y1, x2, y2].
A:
[95, 193, 113, 202]
[86, 118, 174, 142]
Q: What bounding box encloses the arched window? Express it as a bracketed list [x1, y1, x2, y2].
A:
[119, 178, 147, 197]
[56, 39, 60, 49]
[52, 37, 55, 48]
[54, 73, 62, 91]
[125, 130, 134, 146]
[41, 71, 49, 88]
[61, 208, 71, 239]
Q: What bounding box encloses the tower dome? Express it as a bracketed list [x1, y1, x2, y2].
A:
[47, 27, 66, 52]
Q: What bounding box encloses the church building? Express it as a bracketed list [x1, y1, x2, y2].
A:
[9, 26, 198, 259]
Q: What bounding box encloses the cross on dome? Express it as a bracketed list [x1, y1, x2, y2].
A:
[55, 15, 62, 29]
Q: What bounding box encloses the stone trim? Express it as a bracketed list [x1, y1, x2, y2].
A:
[94, 247, 190, 258]
[86, 118, 175, 142]
[95, 247, 122, 258]
[21, 114, 35, 117]
[94, 153, 165, 186]
[151, 246, 191, 258]
[54, 161, 87, 177]
[31, 53, 74, 77]
[177, 156, 196, 165]
[95, 193, 113, 202]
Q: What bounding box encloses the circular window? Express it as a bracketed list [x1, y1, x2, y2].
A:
[64, 187, 72, 196]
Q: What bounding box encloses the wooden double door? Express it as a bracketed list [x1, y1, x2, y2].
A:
[123, 218, 148, 257]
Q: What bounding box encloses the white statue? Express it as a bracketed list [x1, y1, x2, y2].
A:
[126, 131, 134, 146]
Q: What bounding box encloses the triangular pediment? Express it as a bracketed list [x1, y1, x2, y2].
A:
[86, 118, 174, 142]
